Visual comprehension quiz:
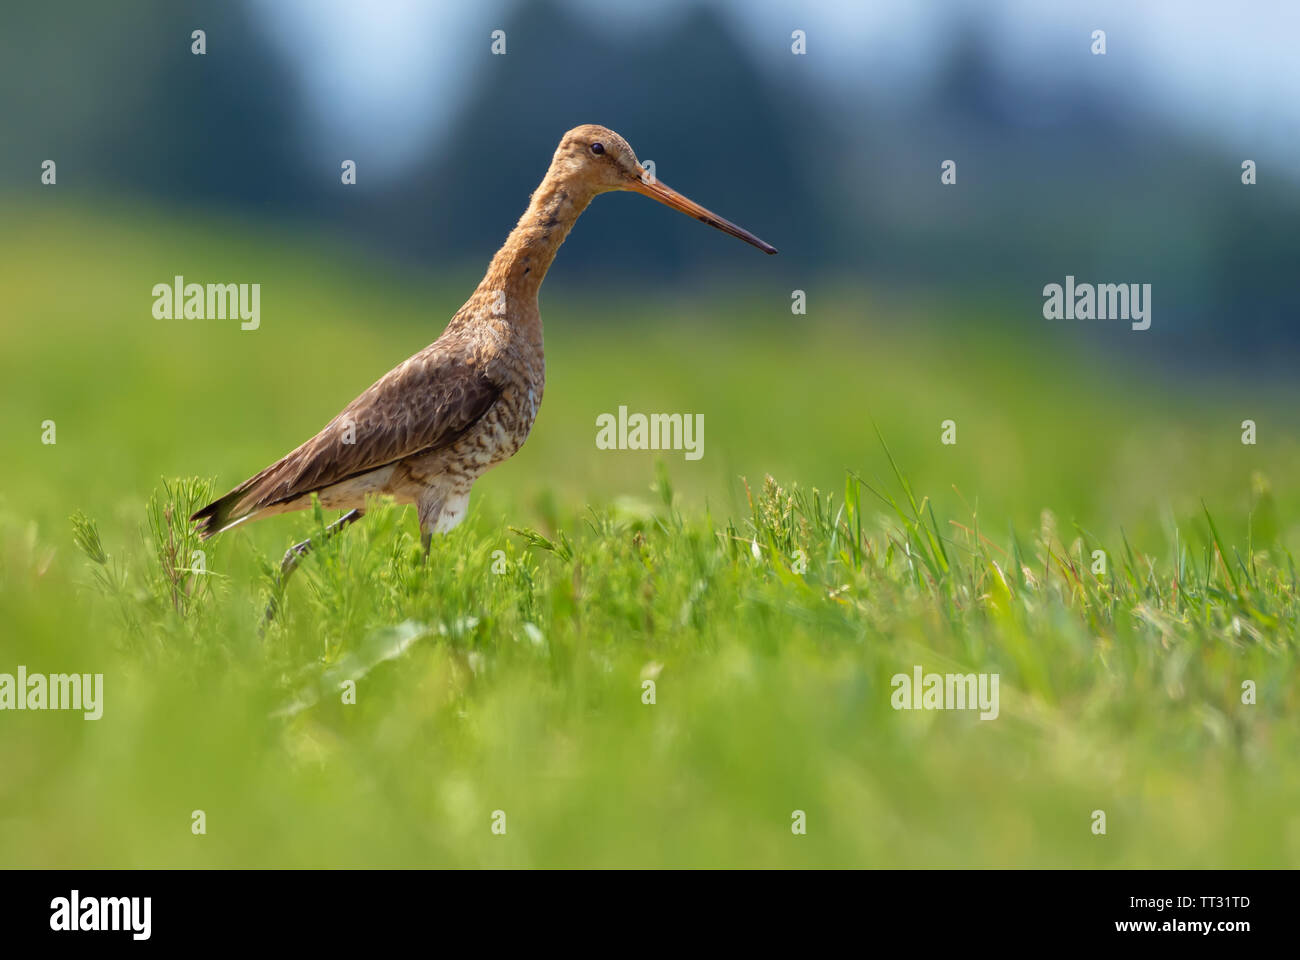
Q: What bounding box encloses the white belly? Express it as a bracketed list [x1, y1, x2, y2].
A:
[433, 491, 470, 532]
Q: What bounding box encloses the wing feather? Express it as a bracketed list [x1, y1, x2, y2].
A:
[192, 342, 501, 535]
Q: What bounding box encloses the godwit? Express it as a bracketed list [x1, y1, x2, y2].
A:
[191, 124, 776, 583]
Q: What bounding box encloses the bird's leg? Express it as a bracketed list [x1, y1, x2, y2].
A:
[280, 508, 365, 575]
[417, 493, 443, 565]
[263, 509, 365, 625]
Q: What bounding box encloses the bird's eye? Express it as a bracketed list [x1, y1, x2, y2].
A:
[590, 142, 605, 156]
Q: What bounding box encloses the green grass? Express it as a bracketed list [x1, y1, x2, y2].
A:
[1, 199, 1298, 867]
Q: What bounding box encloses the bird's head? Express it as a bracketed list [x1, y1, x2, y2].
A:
[551, 124, 777, 255]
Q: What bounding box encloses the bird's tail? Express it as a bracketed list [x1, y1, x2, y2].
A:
[190, 485, 253, 540]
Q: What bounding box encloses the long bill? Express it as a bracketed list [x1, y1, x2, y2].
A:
[629, 175, 778, 255]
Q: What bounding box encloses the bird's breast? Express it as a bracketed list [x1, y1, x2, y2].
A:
[459, 366, 543, 471]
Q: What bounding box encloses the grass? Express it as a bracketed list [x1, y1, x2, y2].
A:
[1, 199, 1298, 867]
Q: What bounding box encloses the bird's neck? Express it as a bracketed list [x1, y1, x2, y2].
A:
[476, 173, 595, 310]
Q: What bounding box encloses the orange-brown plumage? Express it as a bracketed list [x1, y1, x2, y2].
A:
[191, 124, 775, 553]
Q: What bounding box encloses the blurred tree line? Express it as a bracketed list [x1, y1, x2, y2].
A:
[4, 0, 1295, 361]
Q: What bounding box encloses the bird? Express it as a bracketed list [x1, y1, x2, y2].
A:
[190, 124, 776, 591]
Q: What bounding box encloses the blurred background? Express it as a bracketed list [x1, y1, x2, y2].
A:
[2, 0, 1300, 870]
[4, 0, 1299, 565]
[3, 0, 1299, 537]
[4, 0, 1299, 362]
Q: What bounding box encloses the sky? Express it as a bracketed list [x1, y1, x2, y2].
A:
[250, 0, 1300, 181]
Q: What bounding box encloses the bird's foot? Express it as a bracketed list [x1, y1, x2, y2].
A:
[279, 536, 314, 576]
[262, 508, 365, 628]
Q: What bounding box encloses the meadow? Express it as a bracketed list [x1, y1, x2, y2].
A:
[1, 199, 1297, 867]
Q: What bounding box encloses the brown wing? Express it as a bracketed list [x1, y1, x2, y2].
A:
[193, 343, 501, 535]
